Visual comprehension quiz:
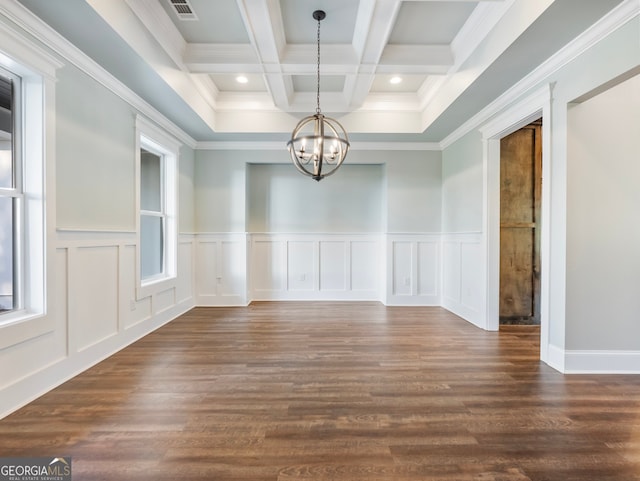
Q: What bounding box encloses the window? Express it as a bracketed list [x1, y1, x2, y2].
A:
[0, 60, 48, 328]
[0, 15, 59, 347]
[140, 148, 165, 279]
[0, 69, 18, 314]
[136, 116, 178, 296]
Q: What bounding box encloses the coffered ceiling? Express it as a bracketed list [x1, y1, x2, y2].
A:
[15, 0, 627, 142]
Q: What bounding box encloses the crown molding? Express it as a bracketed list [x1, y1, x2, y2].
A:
[441, 0, 640, 149]
[196, 140, 440, 151]
[0, 13, 63, 79]
[0, 0, 197, 148]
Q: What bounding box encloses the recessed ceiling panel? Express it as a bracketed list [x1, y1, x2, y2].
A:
[280, 0, 360, 44]
[292, 75, 345, 93]
[370, 74, 428, 93]
[389, 1, 478, 45]
[160, 0, 249, 43]
[209, 74, 267, 93]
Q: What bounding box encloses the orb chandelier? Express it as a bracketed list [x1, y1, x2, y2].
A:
[287, 10, 350, 182]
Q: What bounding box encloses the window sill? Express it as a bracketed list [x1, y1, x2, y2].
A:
[0, 309, 52, 350]
[137, 275, 177, 300]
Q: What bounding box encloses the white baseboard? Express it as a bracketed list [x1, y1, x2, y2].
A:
[545, 344, 640, 374]
[564, 349, 640, 374]
[442, 297, 485, 330]
[384, 294, 440, 307]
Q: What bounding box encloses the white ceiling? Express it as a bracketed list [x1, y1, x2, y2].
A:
[15, 0, 627, 142]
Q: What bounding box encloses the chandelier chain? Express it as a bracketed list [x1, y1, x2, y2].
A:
[316, 14, 321, 114]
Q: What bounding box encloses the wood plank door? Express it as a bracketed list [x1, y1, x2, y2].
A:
[499, 120, 542, 325]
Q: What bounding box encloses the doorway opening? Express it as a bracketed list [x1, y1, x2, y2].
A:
[499, 119, 542, 325]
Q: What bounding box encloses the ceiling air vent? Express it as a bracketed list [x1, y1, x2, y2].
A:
[169, 0, 198, 21]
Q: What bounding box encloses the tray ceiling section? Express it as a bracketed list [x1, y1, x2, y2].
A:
[166, 0, 507, 114]
[91, 0, 519, 134]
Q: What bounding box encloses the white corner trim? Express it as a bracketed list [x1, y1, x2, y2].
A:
[546, 344, 566, 373]
[0, 0, 197, 149]
[441, 0, 640, 149]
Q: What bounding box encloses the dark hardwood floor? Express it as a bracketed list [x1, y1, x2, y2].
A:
[2, 302, 640, 480]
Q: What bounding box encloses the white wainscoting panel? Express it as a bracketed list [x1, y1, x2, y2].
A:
[418, 241, 439, 297]
[155, 287, 177, 315]
[441, 233, 484, 327]
[1, 231, 195, 417]
[220, 239, 246, 298]
[252, 239, 286, 293]
[287, 241, 316, 292]
[320, 241, 346, 291]
[351, 241, 379, 292]
[195, 233, 247, 306]
[71, 245, 119, 352]
[385, 234, 440, 306]
[392, 242, 413, 297]
[177, 237, 194, 305]
[250, 234, 380, 301]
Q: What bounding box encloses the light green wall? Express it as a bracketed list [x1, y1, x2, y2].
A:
[194, 150, 247, 232]
[385, 151, 442, 233]
[194, 149, 442, 234]
[179, 145, 195, 233]
[441, 130, 483, 233]
[56, 64, 136, 230]
[247, 163, 384, 233]
[566, 74, 640, 351]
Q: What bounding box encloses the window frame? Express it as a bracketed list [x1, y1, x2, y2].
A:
[0, 22, 61, 348]
[135, 115, 179, 299]
[0, 67, 22, 315]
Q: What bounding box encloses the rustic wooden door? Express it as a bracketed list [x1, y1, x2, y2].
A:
[499, 120, 542, 325]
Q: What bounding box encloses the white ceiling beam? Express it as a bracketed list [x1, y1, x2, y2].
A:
[281, 44, 359, 70]
[346, 0, 403, 110]
[236, 0, 291, 109]
[359, 1, 403, 65]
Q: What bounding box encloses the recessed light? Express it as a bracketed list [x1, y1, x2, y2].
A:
[390, 76, 402, 85]
[236, 75, 248, 84]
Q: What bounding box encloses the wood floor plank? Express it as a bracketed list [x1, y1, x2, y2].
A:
[1, 302, 640, 480]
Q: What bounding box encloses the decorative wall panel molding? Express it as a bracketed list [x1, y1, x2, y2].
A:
[249, 233, 381, 301]
[195, 233, 248, 306]
[385, 234, 441, 306]
[441, 232, 484, 326]
[0, 232, 195, 419]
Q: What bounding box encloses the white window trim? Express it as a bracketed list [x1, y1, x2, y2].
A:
[135, 115, 179, 299]
[0, 19, 61, 349]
